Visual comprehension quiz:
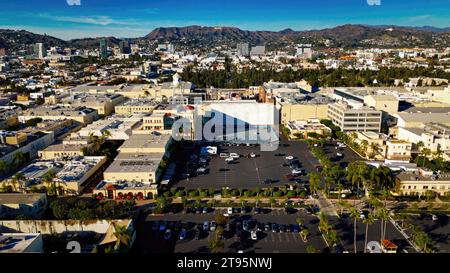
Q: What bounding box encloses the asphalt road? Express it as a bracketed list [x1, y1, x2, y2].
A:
[403, 213, 450, 253]
[172, 138, 320, 189]
[330, 214, 417, 253]
[133, 208, 328, 253]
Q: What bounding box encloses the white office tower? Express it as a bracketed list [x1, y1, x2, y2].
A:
[296, 44, 312, 59]
[250, 45, 266, 57]
[34, 43, 46, 59]
[237, 43, 250, 57]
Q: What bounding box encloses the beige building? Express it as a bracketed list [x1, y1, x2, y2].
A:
[328, 102, 382, 132]
[425, 86, 450, 104]
[281, 104, 329, 124]
[62, 94, 126, 116]
[115, 99, 156, 114]
[0, 194, 47, 219]
[385, 140, 412, 161]
[19, 106, 98, 125]
[364, 94, 399, 114]
[96, 134, 173, 200]
[285, 119, 332, 139]
[396, 170, 450, 196]
[395, 112, 450, 128]
[38, 143, 86, 160]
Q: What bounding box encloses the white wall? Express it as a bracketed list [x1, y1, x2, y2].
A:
[204, 101, 277, 126]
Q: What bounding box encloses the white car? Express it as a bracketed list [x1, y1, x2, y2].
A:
[250, 153, 257, 158]
[227, 207, 233, 215]
[230, 153, 240, 159]
[292, 169, 303, 175]
[336, 153, 343, 157]
[432, 214, 438, 221]
[285, 155, 294, 160]
[251, 230, 258, 241]
[225, 157, 234, 163]
[219, 153, 229, 158]
[359, 211, 365, 219]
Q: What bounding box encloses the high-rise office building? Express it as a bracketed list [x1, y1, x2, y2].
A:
[250, 45, 265, 57]
[237, 43, 250, 57]
[33, 43, 46, 59]
[119, 41, 131, 54]
[296, 44, 313, 59]
[99, 39, 108, 59]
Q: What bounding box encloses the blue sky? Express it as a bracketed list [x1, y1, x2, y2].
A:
[0, 0, 449, 40]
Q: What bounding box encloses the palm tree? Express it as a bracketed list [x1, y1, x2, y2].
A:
[377, 208, 390, 241]
[369, 142, 380, 159]
[300, 227, 310, 242]
[421, 148, 431, 167]
[350, 208, 359, 253]
[308, 173, 321, 196]
[42, 170, 57, 196]
[363, 213, 375, 253]
[361, 140, 369, 156]
[113, 224, 132, 252]
[336, 200, 349, 216]
[416, 141, 424, 165]
[12, 172, 27, 192]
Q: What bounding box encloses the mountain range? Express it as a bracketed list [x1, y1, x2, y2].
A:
[1, 24, 449, 51]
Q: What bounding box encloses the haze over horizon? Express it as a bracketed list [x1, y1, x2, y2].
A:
[0, 0, 449, 40]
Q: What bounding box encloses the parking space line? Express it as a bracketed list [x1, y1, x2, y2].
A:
[277, 233, 283, 242]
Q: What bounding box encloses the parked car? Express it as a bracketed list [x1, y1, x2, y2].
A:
[219, 153, 229, 158]
[432, 214, 439, 221]
[250, 153, 257, 158]
[271, 223, 279, 232]
[256, 222, 264, 231]
[254, 207, 262, 214]
[196, 167, 207, 175]
[195, 207, 203, 214]
[227, 207, 233, 215]
[241, 206, 247, 214]
[179, 229, 187, 240]
[159, 221, 167, 231]
[202, 207, 209, 214]
[243, 220, 249, 231]
[194, 230, 201, 240]
[263, 179, 273, 185]
[264, 223, 271, 232]
[359, 210, 365, 219]
[293, 224, 300, 233]
[285, 155, 294, 160]
[292, 169, 303, 175]
[275, 153, 286, 157]
[210, 221, 217, 231]
[279, 225, 287, 233]
[251, 230, 258, 240]
[203, 221, 209, 231]
[164, 229, 172, 240]
[225, 157, 234, 163]
[230, 153, 240, 159]
[336, 153, 343, 157]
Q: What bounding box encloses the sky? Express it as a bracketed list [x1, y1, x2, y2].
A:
[0, 0, 449, 40]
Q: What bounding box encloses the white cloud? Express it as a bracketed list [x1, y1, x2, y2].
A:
[36, 13, 144, 26]
[66, 0, 81, 6]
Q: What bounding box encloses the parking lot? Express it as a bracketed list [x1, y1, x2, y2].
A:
[330, 214, 417, 253]
[133, 208, 329, 253]
[172, 137, 321, 189]
[322, 141, 363, 169]
[403, 213, 450, 253]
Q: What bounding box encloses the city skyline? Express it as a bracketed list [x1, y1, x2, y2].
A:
[0, 0, 449, 40]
